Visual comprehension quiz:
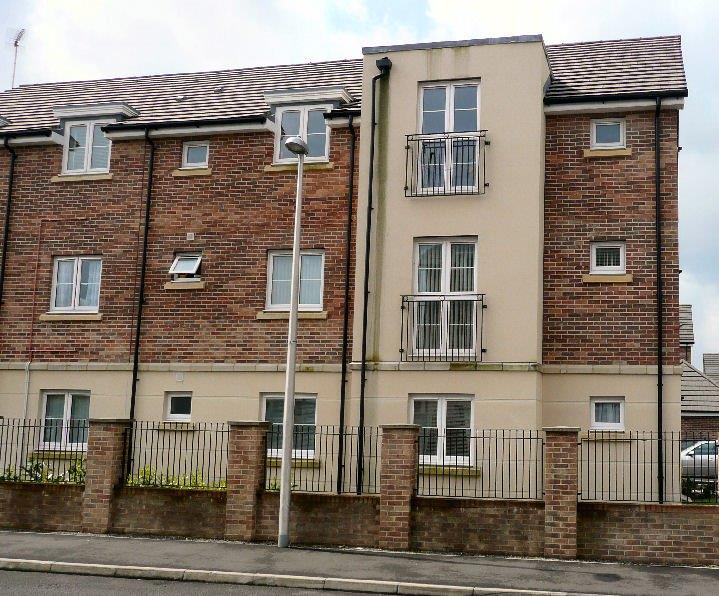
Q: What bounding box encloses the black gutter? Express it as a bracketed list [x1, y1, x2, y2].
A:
[104, 115, 266, 132]
[0, 137, 17, 315]
[357, 56, 392, 494]
[655, 97, 664, 503]
[336, 112, 357, 494]
[544, 89, 687, 105]
[129, 129, 156, 421]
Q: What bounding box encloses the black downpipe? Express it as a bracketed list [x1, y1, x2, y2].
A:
[129, 129, 156, 421]
[337, 113, 356, 494]
[357, 57, 392, 494]
[0, 138, 17, 315]
[655, 97, 664, 502]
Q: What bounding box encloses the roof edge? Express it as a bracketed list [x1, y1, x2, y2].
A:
[683, 360, 719, 391]
[363, 34, 543, 55]
[544, 88, 688, 105]
[104, 115, 267, 131]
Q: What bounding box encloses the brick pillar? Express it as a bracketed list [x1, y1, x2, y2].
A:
[379, 424, 419, 550]
[543, 426, 580, 559]
[225, 421, 270, 541]
[82, 419, 130, 533]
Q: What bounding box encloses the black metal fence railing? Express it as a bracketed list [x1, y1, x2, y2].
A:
[400, 294, 486, 362]
[123, 421, 228, 489]
[405, 131, 488, 197]
[265, 425, 381, 494]
[579, 431, 719, 504]
[0, 418, 87, 484]
[417, 429, 544, 499]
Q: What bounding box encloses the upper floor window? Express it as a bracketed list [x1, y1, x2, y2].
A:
[266, 250, 324, 311]
[51, 256, 102, 312]
[63, 121, 111, 173]
[42, 391, 90, 449]
[182, 141, 209, 168]
[421, 83, 479, 135]
[275, 105, 330, 163]
[169, 253, 202, 281]
[590, 241, 625, 275]
[590, 119, 625, 149]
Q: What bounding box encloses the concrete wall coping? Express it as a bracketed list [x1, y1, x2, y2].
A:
[543, 426, 581, 433]
[227, 420, 271, 428]
[380, 424, 419, 431]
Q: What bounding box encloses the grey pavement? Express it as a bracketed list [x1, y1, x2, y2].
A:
[2, 530, 719, 595]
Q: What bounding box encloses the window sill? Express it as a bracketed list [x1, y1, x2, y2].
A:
[39, 312, 102, 321]
[164, 280, 206, 290]
[419, 464, 481, 477]
[171, 167, 212, 177]
[50, 172, 113, 183]
[256, 310, 327, 320]
[266, 457, 320, 469]
[582, 273, 633, 284]
[264, 161, 333, 172]
[583, 148, 632, 158]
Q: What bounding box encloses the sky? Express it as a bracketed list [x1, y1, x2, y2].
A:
[0, 0, 717, 366]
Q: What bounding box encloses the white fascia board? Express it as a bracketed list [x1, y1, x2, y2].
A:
[104, 120, 275, 140]
[544, 97, 684, 115]
[326, 116, 361, 129]
[263, 86, 354, 106]
[53, 102, 140, 119]
[7, 132, 60, 146]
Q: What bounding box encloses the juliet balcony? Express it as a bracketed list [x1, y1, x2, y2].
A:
[400, 294, 487, 362]
[404, 131, 489, 197]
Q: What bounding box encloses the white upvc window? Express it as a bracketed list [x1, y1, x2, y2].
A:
[590, 119, 625, 149]
[412, 238, 477, 356]
[50, 256, 102, 312]
[169, 253, 202, 281]
[164, 392, 192, 422]
[274, 104, 331, 163]
[590, 241, 626, 274]
[590, 397, 625, 431]
[41, 391, 90, 450]
[412, 396, 473, 466]
[62, 120, 112, 173]
[418, 82, 480, 192]
[263, 394, 317, 458]
[266, 250, 324, 311]
[182, 141, 209, 168]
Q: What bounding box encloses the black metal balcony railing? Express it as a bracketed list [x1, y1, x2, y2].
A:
[405, 131, 489, 197]
[400, 294, 486, 362]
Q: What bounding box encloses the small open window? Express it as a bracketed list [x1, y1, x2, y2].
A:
[169, 253, 202, 281]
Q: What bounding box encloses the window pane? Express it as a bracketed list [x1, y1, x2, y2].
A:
[78, 259, 101, 308]
[172, 255, 201, 274]
[265, 398, 284, 450]
[66, 125, 87, 170]
[453, 86, 477, 110]
[422, 111, 445, 135]
[264, 397, 316, 451]
[595, 122, 621, 145]
[448, 300, 474, 350]
[299, 254, 322, 305]
[595, 402, 621, 424]
[170, 394, 192, 416]
[420, 140, 445, 188]
[595, 246, 621, 268]
[415, 301, 441, 350]
[186, 144, 208, 166]
[279, 111, 301, 159]
[307, 110, 325, 135]
[271, 255, 292, 305]
[453, 109, 478, 133]
[90, 124, 110, 169]
[44, 394, 65, 443]
[450, 243, 475, 292]
[422, 88, 446, 112]
[417, 243, 442, 292]
[307, 133, 327, 158]
[414, 400, 438, 457]
[54, 260, 75, 308]
[445, 401, 471, 458]
[307, 110, 327, 157]
[69, 394, 90, 444]
[446, 400, 471, 428]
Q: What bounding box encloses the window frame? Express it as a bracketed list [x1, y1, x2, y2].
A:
[590, 241, 626, 275]
[262, 393, 317, 459]
[50, 256, 103, 313]
[40, 390, 90, 450]
[590, 396, 625, 431]
[273, 104, 332, 164]
[265, 249, 325, 312]
[590, 118, 626, 149]
[411, 395, 473, 467]
[164, 391, 192, 422]
[181, 140, 210, 169]
[168, 252, 203, 281]
[61, 119, 113, 174]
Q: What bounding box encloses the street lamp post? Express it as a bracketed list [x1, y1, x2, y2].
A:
[278, 135, 308, 548]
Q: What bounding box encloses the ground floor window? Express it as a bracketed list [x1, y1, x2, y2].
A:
[411, 396, 472, 465]
[42, 391, 90, 449]
[164, 392, 192, 422]
[263, 394, 317, 457]
[590, 396, 625, 431]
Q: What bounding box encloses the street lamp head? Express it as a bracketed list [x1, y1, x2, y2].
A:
[284, 136, 308, 155]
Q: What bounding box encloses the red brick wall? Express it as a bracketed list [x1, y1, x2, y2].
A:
[411, 497, 544, 556]
[681, 416, 719, 436]
[255, 492, 379, 547]
[111, 486, 226, 539]
[0, 482, 83, 531]
[0, 127, 358, 364]
[544, 111, 680, 365]
[578, 502, 719, 566]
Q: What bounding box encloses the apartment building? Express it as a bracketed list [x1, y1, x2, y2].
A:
[0, 35, 686, 452]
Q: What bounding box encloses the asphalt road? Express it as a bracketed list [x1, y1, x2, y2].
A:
[0, 570, 366, 595]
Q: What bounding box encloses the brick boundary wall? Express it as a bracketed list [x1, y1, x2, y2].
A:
[0, 482, 83, 532]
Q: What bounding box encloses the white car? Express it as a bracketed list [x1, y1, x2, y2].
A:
[681, 441, 718, 480]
